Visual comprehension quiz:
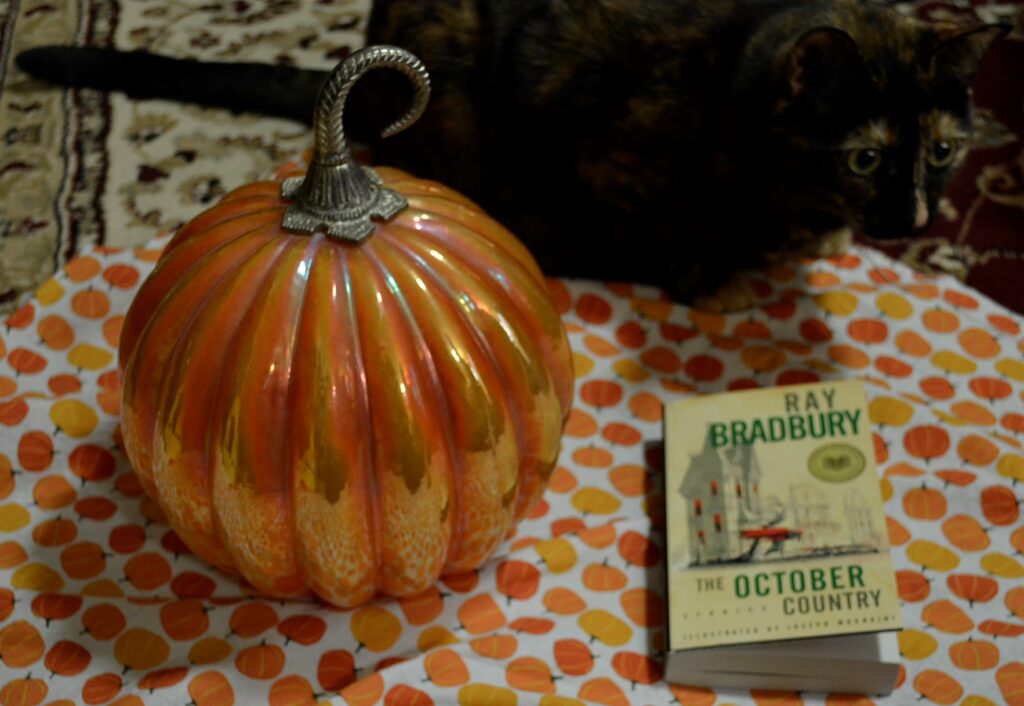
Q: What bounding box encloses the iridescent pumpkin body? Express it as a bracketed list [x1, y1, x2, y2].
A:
[118, 166, 573, 605]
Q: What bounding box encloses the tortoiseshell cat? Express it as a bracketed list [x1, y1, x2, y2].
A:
[17, 0, 1005, 308]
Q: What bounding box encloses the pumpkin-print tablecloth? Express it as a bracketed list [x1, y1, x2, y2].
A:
[0, 237, 1022, 706]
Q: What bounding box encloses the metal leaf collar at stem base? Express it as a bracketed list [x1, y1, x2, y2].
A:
[281, 45, 431, 242]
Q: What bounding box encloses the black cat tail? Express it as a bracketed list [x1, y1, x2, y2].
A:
[15, 46, 329, 124]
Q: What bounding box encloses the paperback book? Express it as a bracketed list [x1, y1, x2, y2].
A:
[663, 380, 902, 693]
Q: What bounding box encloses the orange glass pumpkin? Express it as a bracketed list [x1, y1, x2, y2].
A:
[118, 46, 574, 606]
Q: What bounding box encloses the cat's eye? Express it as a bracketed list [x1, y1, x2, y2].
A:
[928, 140, 960, 168]
[847, 149, 881, 176]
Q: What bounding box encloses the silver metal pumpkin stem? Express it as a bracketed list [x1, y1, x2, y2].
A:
[281, 45, 431, 241]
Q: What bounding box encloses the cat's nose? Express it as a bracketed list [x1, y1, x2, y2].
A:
[913, 192, 929, 229]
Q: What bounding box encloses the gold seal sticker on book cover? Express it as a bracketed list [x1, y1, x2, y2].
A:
[665, 380, 902, 651]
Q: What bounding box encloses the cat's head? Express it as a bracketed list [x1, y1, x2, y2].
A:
[766, 10, 1006, 240]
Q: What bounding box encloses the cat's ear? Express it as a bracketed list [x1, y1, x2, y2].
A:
[783, 27, 867, 98]
[933, 24, 1008, 83]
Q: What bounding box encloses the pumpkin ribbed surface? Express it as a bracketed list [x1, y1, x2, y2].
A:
[118, 167, 574, 606]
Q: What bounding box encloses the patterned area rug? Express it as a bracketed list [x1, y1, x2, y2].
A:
[0, 0, 364, 313]
[1, 0, 1022, 314]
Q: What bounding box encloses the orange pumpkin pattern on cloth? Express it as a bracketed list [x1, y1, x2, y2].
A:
[1, 224, 1023, 703]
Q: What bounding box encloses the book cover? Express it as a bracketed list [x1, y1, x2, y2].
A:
[664, 380, 902, 653]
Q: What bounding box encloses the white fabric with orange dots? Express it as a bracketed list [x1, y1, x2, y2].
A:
[0, 235, 1021, 706]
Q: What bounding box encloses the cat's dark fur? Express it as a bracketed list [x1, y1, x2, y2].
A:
[17, 0, 1005, 304]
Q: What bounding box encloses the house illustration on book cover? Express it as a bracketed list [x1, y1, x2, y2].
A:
[677, 428, 883, 567]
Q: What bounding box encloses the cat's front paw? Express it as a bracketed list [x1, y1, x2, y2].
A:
[692, 275, 758, 313]
[814, 226, 853, 258]
[766, 226, 853, 263]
